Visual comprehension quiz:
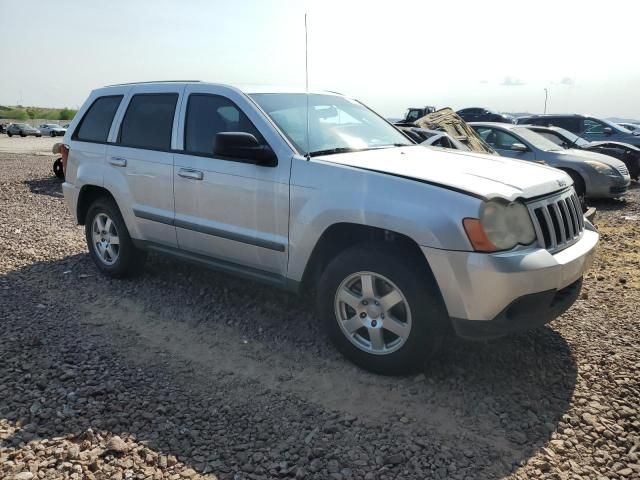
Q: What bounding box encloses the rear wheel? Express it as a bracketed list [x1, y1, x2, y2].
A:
[317, 244, 448, 375]
[7, 132, 12, 137]
[53, 158, 64, 179]
[85, 197, 147, 278]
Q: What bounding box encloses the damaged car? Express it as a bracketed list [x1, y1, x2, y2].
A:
[471, 123, 631, 199]
[524, 124, 640, 180]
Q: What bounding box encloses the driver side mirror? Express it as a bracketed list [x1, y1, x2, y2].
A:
[213, 132, 277, 167]
[511, 143, 528, 152]
[603, 127, 613, 135]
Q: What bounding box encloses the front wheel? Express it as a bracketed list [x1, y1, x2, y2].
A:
[20, 133, 26, 137]
[7, 132, 12, 137]
[85, 197, 147, 278]
[317, 244, 449, 375]
[50, 131, 55, 137]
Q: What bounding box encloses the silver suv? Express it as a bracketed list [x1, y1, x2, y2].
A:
[62, 81, 598, 374]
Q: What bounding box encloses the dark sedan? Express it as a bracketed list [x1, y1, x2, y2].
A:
[7, 123, 42, 137]
[456, 107, 514, 123]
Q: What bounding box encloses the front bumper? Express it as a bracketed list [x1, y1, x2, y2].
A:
[587, 174, 630, 198]
[421, 226, 598, 338]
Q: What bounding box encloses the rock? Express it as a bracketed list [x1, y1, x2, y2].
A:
[12, 473, 35, 480]
[106, 436, 129, 453]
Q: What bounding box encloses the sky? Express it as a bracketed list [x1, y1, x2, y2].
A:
[1, 0, 639, 119]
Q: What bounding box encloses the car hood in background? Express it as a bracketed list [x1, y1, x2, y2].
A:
[315, 145, 570, 201]
[586, 140, 640, 152]
[558, 149, 629, 168]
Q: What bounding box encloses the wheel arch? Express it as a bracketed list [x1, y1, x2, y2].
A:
[557, 167, 587, 195]
[76, 185, 118, 225]
[300, 222, 436, 296]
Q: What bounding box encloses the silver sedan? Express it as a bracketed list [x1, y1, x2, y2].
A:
[470, 122, 630, 199]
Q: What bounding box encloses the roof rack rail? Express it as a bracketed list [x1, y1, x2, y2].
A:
[104, 80, 202, 87]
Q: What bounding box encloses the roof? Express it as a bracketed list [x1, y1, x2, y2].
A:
[103, 80, 343, 96]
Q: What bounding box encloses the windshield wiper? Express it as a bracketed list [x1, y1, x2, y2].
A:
[307, 147, 366, 157]
[308, 144, 411, 157]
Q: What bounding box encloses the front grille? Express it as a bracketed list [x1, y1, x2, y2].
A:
[527, 189, 584, 253]
[616, 164, 629, 177]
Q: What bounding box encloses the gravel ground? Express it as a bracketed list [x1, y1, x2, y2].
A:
[0, 152, 638, 480]
[0, 136, 59, 156]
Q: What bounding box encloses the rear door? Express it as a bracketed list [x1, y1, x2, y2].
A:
[104, 84, 182, 247]
[172, 85, 291, 276]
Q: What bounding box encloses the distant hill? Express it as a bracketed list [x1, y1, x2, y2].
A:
[0, 105, 77, 121]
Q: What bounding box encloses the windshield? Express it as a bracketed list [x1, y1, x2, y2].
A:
[550, 127, 590, 147]
[601, 118, 631, 133]
[46, 124, 61, 128]
[250, 93, 413, 156]
[512, 127, 565, 151]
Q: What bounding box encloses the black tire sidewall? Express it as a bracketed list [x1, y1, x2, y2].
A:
[85, 198, 146, 278]
[317, 244, 448, 375]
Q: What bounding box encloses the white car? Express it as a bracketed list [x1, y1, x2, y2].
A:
[39, 123, 67, 137]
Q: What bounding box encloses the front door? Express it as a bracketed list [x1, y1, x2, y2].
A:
[475, 126, 537, 161]
[173, 86, 290, 276]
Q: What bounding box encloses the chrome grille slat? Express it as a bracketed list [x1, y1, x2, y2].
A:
[552, 203, 567, 244]
[527, 189, 585, 253]
[560, 199, 575, 239]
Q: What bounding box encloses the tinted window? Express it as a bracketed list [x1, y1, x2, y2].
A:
[547, 117, 581, 133]
[185, 94, 262, 155]
[75, 95, 122, 142]
[583, 118, 606, 134]
[119, 93, 178, 150]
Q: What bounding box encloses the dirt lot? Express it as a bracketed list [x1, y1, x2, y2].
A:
[0, 148, 638, 480]
[0, 135, 59, 156]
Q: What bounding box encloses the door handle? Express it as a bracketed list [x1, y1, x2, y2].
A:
[109, 157, 127, 167]
[178, 168, 204, 180]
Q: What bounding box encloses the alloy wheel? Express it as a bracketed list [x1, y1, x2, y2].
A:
[334, 271, 412, 355]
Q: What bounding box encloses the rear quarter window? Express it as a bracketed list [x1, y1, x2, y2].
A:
[118, 93, 178, 151]
[74, 95, 123, 143]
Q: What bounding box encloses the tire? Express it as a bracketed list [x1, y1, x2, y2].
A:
[7, 132, 12, 137]
[20, 133, 26, 137]
[317, 243, 448, 375]
[36, 134, 41, 138]
[85, 197, 147, 278]
[53, 158, 64, 180]
[50, 131, 55, 137]
[565, 170, 585, 198]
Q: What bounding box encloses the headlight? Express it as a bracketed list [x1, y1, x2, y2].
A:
[463, 200, 536, 252]
[584, 160, 616, 175]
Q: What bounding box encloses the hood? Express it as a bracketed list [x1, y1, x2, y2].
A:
[560, 149, 628, 168]
[587, 140, 640, 152]
[314, 145, 570, 201]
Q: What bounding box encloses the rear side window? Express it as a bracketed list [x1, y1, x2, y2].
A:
[74, 95, 122, 142]
[184, 94, 262, 156]
[118, 93, 178, 150]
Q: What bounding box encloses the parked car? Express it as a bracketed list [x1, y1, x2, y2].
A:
[0, 123, 9, 134]
[398, 126, 469, 150]
[617, 122, 640, 133]
[470, 122, 630, 199]
[523, 125, 640, 180]
[39, 123, 67, 137]
[395, 106, 437, 125]
[62, 81, 598, 374]
[457, 108, 514, 124]
[517, 114, 640, 147]
[7, 123, 41, 137]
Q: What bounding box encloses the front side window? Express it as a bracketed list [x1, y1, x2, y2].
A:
[184, 94, 262, 155]
[118, 93, 178, 150]
[583, 118, 607, 135]
[75, 95, 123, 143]
[250, 93, 412, 156]
[475, 127, 520, 149]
